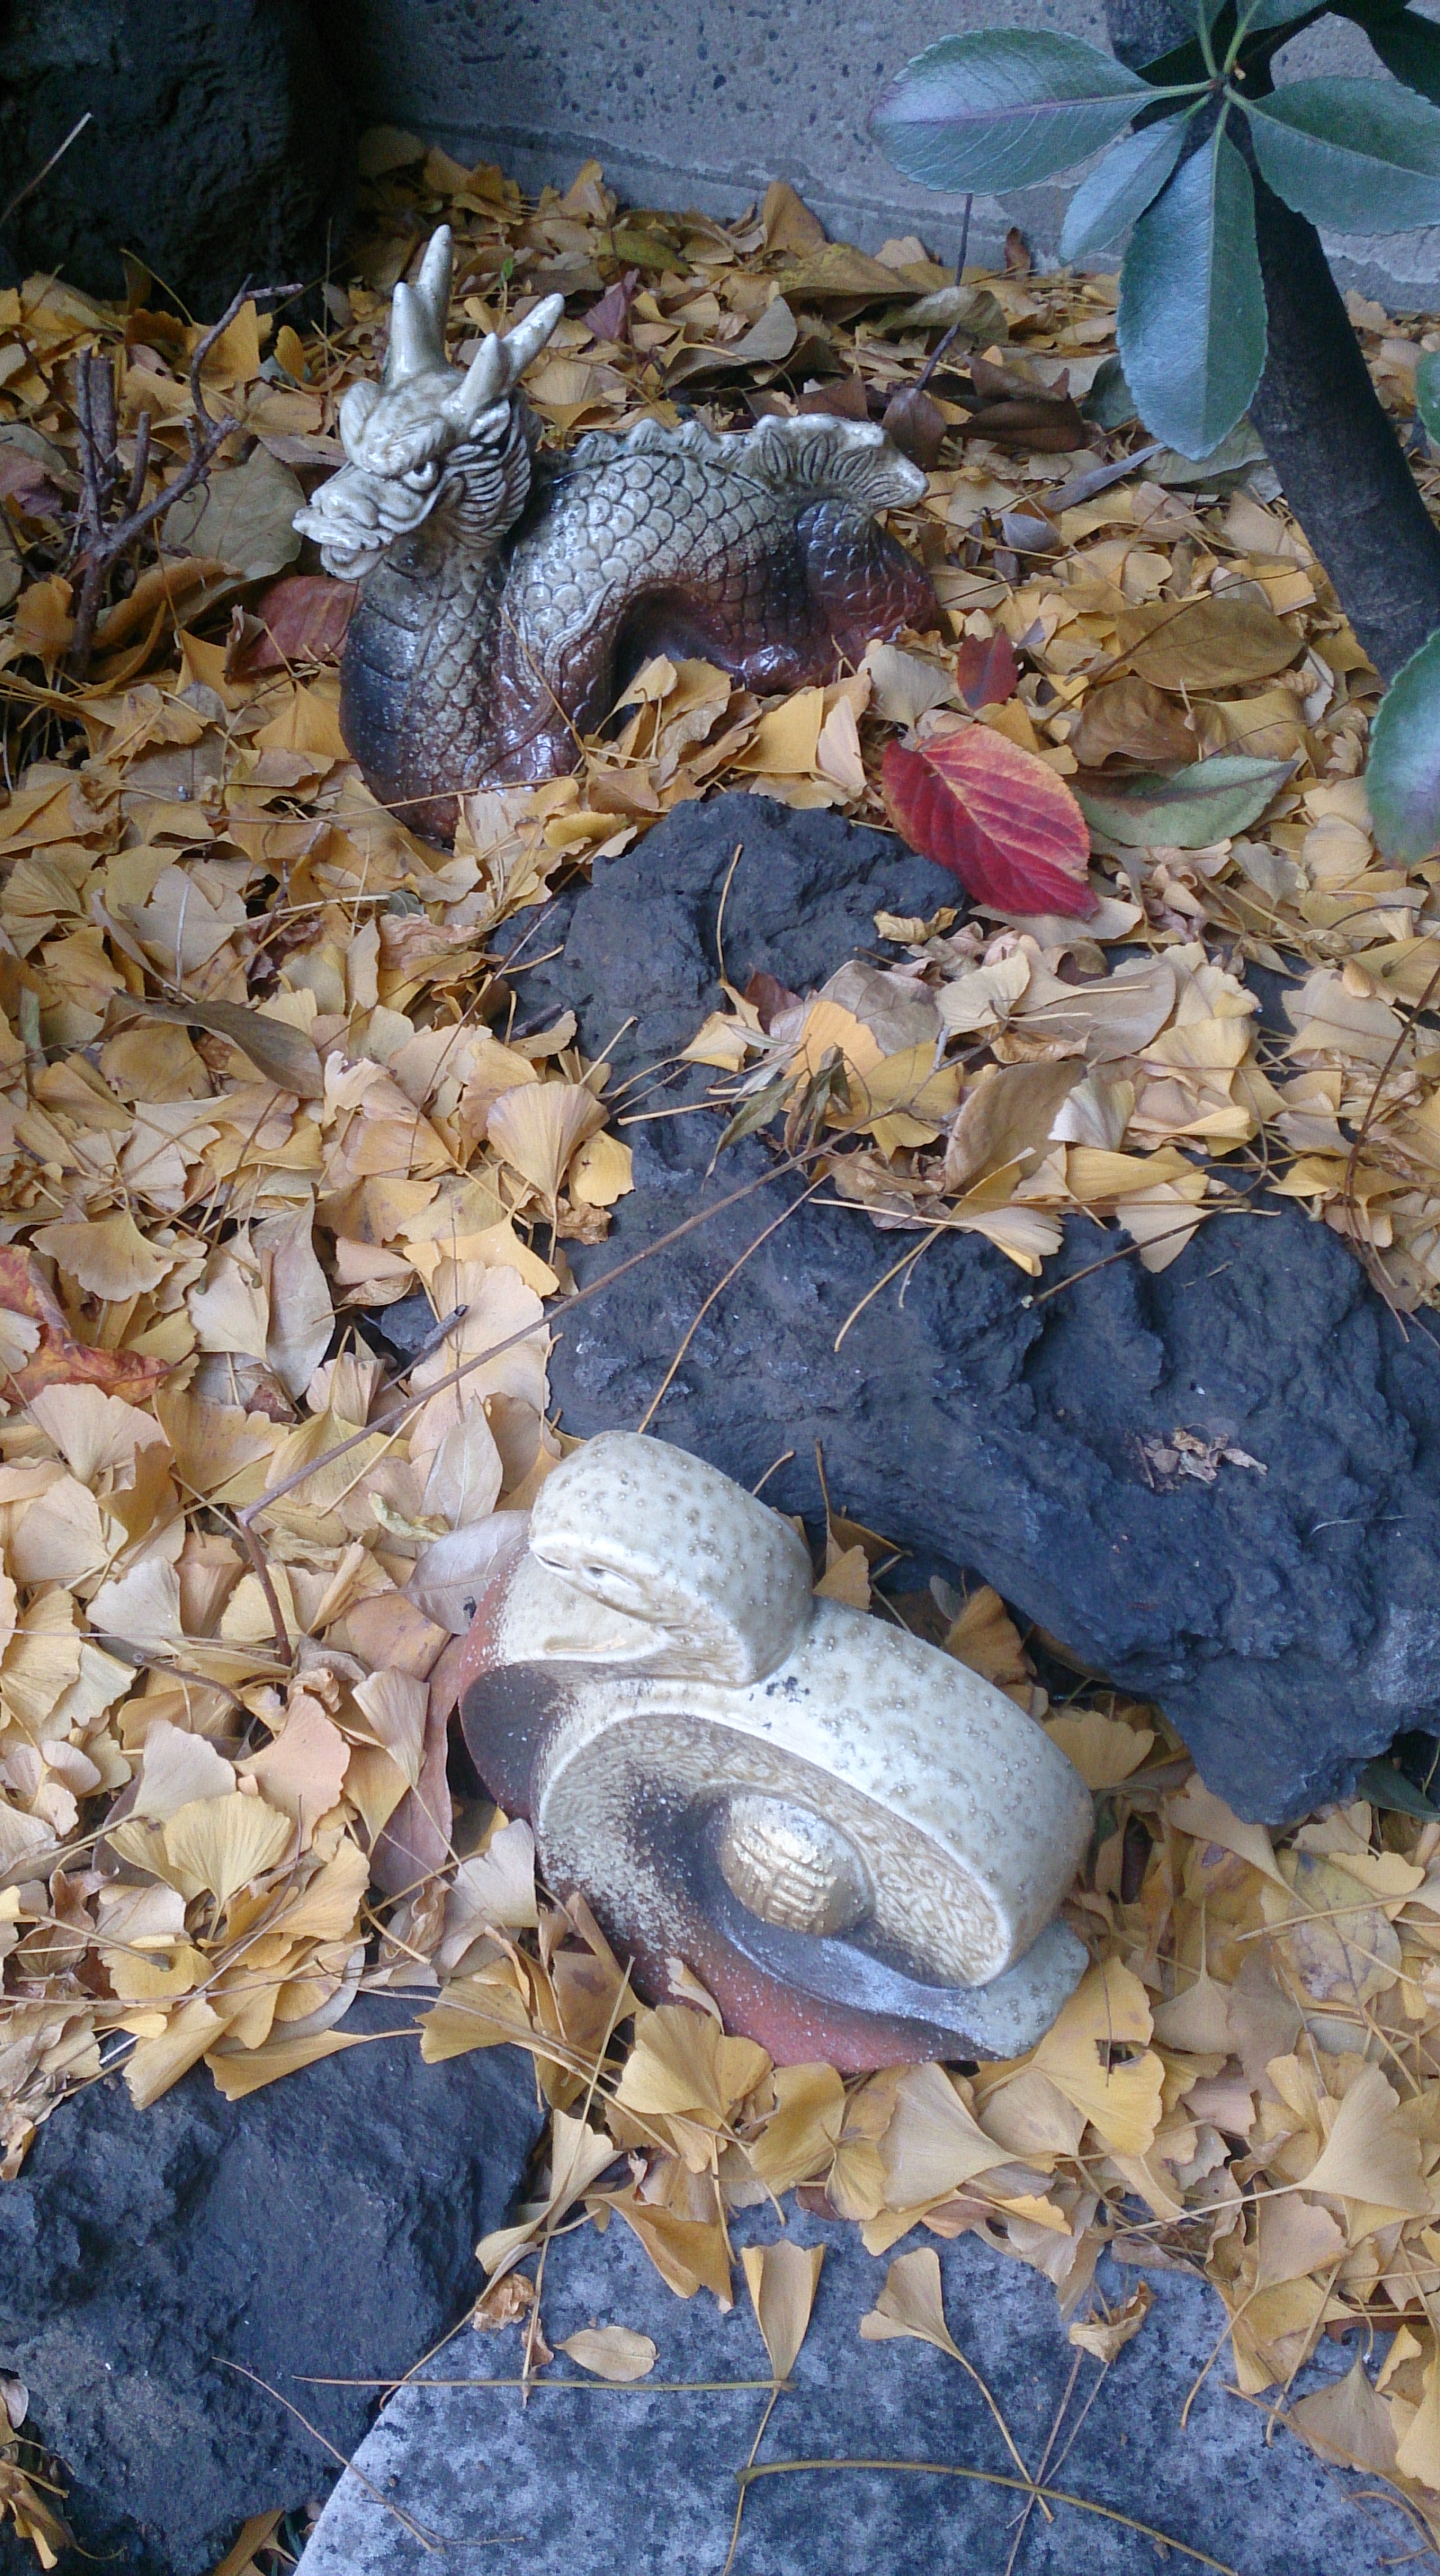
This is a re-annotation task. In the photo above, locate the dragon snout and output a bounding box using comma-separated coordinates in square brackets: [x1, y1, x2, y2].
[293, 463, 438, 578]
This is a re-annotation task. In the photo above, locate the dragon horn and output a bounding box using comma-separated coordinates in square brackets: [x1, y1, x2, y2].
[383, 226, 454, 386]
[445, 291, 565, 424]
[415, 224, 454, 324]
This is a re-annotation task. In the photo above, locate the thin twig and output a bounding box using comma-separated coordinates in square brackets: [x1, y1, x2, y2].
[734, 2458, 1243, 2573]
[0, 112, 94, 230]
[915, 195, 976, 396]
[218, 2360, 443, 2550]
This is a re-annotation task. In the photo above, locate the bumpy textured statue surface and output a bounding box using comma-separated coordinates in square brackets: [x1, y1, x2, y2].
[293, 229, 936, 842]
[456, 1433, 1092, 2070]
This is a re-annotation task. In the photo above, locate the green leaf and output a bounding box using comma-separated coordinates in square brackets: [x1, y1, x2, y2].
[1060, 114, 1190, 260]
[1248, 76, 1440, 230]
[870, 32, 1148, 193]
[163, 444, 304, 581]
[1366, 628, 1440, 863]
[1118, 126, 1267, 460]
[1357, 1758, 1440, 1821]
[1082, 354, 1138, 430]
[1418, 348, 1440, 442]
[1244, 0, 1325, 26]
[1142, 417, 1267, 484]
[1074, 752, 1295, 848]
[1355, 5, 1440, 108]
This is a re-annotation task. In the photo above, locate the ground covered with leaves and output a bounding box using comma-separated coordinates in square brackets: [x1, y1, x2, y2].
[5, 133, 1440, 2568]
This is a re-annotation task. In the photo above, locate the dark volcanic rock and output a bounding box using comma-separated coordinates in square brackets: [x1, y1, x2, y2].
[0, 2, 349, 313]
[296, 2199, 1407, 2575]
[0, 1997, 540, 2575]
[497, 793, 1440, 1823]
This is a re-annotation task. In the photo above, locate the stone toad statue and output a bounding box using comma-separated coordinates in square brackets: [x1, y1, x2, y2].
[455, 1434, 1091, 2070]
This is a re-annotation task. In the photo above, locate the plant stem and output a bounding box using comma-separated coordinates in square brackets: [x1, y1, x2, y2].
[1105, 0, 1440, 682]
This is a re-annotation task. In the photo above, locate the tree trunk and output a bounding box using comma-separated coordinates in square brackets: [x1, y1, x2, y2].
[1104, 0, 1440, 681]
[1244, 173, 1440, 680]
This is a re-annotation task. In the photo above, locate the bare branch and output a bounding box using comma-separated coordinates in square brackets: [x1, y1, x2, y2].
[64, 281, 252, 679]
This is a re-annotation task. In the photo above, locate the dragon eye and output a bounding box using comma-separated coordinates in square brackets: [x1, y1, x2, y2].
[402, 460, 439, 492]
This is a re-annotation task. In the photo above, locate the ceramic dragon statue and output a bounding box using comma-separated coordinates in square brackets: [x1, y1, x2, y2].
[293, 228, 936, 842]
[452, 1435, 1091, 2071]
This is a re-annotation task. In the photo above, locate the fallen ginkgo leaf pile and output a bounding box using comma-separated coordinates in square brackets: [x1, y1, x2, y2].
[3, 137, 1440, 2562]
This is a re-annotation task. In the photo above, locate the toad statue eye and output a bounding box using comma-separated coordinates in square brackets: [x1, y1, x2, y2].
[402, 460, 439, 492]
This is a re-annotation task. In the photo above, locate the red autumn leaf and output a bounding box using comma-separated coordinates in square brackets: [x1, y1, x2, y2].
[743, 968, 802, 1031]
[235, 574, 357, 674]
[583, 268, 641, 344]
[882, 726, 1096, 919]
[953, 630, 1019, 710]
[0, 1247, 168, 1404]
[0, 449, 65, 518]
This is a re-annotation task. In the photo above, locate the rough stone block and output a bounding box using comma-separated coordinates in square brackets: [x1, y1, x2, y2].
[0, 1, 350, 312]
[494, 795, 1440, 1823]
[0, 1998, 540, 2573]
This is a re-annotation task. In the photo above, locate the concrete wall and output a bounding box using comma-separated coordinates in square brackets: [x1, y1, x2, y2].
[328, 0, 1440, 302]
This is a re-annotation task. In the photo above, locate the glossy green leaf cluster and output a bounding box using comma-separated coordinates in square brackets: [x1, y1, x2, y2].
[870, 2, 1440, 461]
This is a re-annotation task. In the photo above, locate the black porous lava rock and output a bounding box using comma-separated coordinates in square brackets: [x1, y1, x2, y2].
[497, 793, 1440, 1824]
[0, 2, 349, 314]
[0, 1997, 541, 2575]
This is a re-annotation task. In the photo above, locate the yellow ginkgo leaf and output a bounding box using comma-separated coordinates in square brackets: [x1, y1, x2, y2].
[860, 2248, 1032, 2484]
[486, 1081, 606, 1202]
[267, 1838, 372, 1945]
[557, 2325, 658, 2382]
[742, 2240, 824, 2381]
[570, 1129, 634, 1207]
[1150, 1966, 1233, 2055]
[859, 2245, 962, 2359]
[28, 1384, 169, 1485]
[477, 2109, 621, 2278]
[1396, 2339, 1440, 2489]
[878, 2061, 1010, 2208]
[606, 2188, 734, 2308]
[33, 1210, 177, 1300]
[1302, 2064, 1430, 2215]
[1032, 1960, 1165, 2156]
[1288, 2355, 1399, 2479]
[747, 2062, 847, 2190]
[614, 2004, 769, 2127]
[350, 1667, 429, 1789]
[124, 1994, 227, 2109]
[206, 2026, 365, 2100]
[1066, 2282, 1153, 2363]
[1165, 1778, 1287, 1886]
[943, 1585, 1030, 1691]
[162, 1791, 292, 1909]
[241, 1701, 349, 1841]
[1043, 1708, 1154, 1791]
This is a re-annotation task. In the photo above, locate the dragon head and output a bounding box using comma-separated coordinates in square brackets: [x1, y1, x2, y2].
[293, 227, 564, 578]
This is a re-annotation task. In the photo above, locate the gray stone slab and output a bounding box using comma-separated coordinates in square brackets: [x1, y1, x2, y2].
[298, 2205, 1408, 2576]
[321, 0, 1440, 302]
